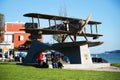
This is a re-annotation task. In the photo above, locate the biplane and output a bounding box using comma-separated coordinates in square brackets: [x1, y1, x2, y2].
[22, 13, 103, 47]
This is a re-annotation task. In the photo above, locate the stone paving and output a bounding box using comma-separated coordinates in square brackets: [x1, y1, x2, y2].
[49, 63, 120, 72]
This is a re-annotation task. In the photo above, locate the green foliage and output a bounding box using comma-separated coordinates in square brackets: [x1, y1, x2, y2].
[0, 13, 5, 42]
[0, 62, 120, 80]
[0, 13, 4, 29]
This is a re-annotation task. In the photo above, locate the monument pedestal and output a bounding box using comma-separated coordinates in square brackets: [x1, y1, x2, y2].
[23, 40, 93, 65]
[53, 43, 93, 64]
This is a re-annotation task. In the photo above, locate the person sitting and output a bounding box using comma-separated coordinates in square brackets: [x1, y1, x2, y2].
[58, 61, 63, 68]
[42, 61, 49, 68]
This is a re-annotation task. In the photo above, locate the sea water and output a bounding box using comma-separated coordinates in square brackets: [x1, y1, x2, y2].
[91, 52, 120, 63]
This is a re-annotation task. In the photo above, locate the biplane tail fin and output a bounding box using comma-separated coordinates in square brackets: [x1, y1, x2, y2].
[78, 14, 92, 33]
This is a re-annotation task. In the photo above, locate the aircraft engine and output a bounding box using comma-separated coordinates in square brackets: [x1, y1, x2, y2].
[79, 20, 85, 27]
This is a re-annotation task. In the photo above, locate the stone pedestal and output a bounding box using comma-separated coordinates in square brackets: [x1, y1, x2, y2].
[53, 43, 93, 64]
[23, 40, 93, 65]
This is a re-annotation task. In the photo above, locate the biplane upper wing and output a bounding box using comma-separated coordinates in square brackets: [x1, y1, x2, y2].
[23, 13, 101, 24]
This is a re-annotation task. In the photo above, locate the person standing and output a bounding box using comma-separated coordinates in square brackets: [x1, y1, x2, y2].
[51, 51, 58, 68]
[19, 52, 23, 62]
[38, 53, 43, 66]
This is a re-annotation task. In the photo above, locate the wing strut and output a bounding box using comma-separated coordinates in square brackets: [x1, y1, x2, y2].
[82, 31, 88, 41]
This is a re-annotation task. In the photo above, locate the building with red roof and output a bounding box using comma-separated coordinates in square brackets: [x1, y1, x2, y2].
[0, 22, 43, 56]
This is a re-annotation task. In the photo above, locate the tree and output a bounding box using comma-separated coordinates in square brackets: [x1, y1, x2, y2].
[0, 13, 5, 43]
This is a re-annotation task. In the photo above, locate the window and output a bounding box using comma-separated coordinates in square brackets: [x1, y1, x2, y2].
[19, 35, 24, 41]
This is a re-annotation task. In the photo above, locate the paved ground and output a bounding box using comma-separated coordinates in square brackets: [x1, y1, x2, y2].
[22, 63, 120, 72]
[66, 66, 120, 72]
[86, 66, 120, 72]
[49, 64, 120, 72]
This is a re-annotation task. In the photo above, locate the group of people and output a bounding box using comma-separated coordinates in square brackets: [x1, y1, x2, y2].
[37, 51, 63, 69]
[51, 51, 63, 68]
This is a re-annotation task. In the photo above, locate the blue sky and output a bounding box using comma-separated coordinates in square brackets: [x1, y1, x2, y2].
[0, 0, 120, 53]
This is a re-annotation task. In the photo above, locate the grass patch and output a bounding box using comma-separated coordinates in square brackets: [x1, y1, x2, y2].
[111, 63, 120, 67]
[0, 62, 120, 80]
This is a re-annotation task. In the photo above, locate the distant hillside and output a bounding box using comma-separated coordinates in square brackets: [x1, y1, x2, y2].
[105, 50, 120, 53]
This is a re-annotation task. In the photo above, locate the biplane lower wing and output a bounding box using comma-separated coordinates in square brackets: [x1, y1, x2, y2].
[21, 28, 103, 37]
[52, 41, 103, 48]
